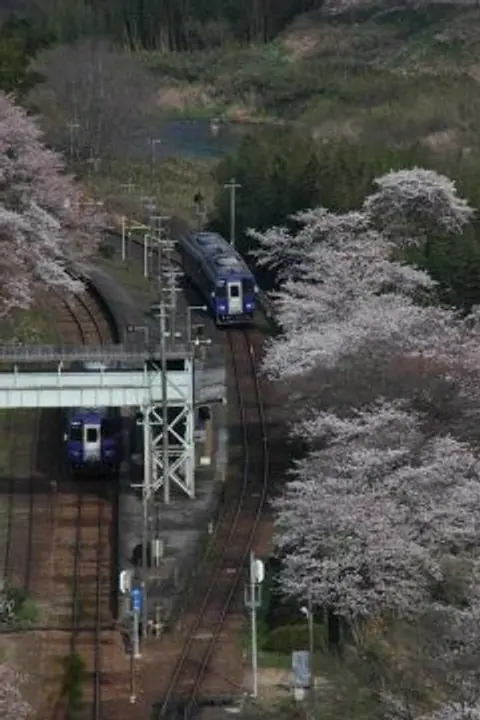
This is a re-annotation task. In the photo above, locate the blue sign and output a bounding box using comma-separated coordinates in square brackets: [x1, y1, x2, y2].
[131, 586, 143, 613]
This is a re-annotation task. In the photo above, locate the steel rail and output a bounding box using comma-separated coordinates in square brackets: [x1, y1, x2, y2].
[159, 329, 269, 715]
[54, 287, 114, 720]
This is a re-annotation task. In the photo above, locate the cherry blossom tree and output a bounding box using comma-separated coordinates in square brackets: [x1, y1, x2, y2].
[0, 91, 102, 314]
[384, 700, 480, 720]
[275, 400, 480, 622]
[420, 704, 480, 720]
[249, 168, 475, 381]
[261, 167, 480, 719]
[364, 168, 474, 242]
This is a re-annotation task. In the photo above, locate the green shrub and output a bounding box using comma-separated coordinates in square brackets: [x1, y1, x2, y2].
[0, 587, 40, 627]
[59, 652, 87, 717]
[98, 243, 115, 259]
[6, 586, 28, 608]
[15, 596, 39, 626]
[263, 623, 327, 654]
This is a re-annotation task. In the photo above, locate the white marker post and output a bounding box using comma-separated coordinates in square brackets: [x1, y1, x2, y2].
[244, 552, 264, 697]
[121, 216, 126, 262]
[144, 234, 149, 278]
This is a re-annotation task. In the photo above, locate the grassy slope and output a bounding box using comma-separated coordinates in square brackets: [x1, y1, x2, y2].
[80, 5, 480, 226]
[81, 156, 219, 227]
[141, 4, 480, 153]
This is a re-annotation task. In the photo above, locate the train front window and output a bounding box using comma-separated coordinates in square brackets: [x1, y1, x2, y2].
[243, 278, 254, 294]
[70, 427, 82, 442]
[101, 419, 116, 438]
[216, 284, 227, 298]
[86, 428, 98, 443]
[230, 285, 240, 298]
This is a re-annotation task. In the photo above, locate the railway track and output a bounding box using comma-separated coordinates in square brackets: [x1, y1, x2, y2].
[158, 328, 269, 717]
[0, 286, 111, 607]
[50, 480, 114, 716]
[42, 285, 125, 719]
[58, 288, 114, 345]
[2, 409, 41, 595]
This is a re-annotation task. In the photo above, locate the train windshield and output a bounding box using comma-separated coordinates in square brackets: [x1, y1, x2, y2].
[69, 427, 82, 442]
[243, 278, 255, 294]
[101, 419, 117, 438]
[216, 283, 227, 298]
[86, 427, 98, 443]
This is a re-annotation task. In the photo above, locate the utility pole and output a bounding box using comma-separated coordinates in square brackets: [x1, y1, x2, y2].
[141, 196, 157, 233]
[121, 218, 148, 264]
[224, 177, 241, 248]
[149, 214, 180, 506]
[67, 120, 80, 161]
[149, 138, 162, 171]
[142, 398, 151, 640]
[166, 264, 182, 340]
[159, 301, 169, 505]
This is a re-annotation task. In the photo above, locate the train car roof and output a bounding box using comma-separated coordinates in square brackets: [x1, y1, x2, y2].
[68, 407, 110, 420]
[179, 231, 254, 282]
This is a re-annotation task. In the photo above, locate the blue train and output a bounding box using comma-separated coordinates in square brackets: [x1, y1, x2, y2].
[64, 363, 121, 474]
[176, 231, 258, 325]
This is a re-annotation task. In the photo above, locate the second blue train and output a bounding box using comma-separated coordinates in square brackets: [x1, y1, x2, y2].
[64, 363, 122, 475]
[64, 406, 121, 474]
[176, 231, 258, 325]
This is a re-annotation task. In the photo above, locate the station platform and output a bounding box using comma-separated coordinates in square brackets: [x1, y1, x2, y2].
[89, 231, 229, 632]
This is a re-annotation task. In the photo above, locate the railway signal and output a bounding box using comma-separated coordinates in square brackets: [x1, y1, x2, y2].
[244, 552, 264, 698]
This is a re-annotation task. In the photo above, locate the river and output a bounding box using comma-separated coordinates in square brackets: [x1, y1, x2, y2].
[129, 118, 259, 160]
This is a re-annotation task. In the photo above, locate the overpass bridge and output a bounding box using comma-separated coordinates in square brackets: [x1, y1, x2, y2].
[0, 344, 224, 500]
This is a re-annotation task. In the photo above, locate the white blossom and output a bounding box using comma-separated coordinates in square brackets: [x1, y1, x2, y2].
[418, 703, 480, 720]
[0, 91, 102, 314]
[275, 401, 480, 620]
[0, 665, 32, 720]
[364, 168, 474, 240]
[258, 165, 480, 714]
